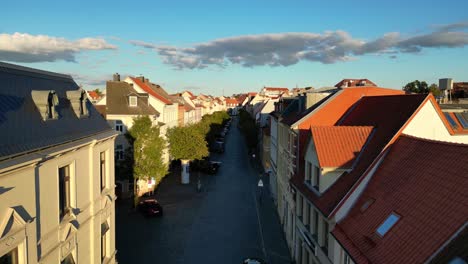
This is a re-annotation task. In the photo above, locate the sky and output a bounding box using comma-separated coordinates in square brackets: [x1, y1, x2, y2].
[1, 0, 468, 96]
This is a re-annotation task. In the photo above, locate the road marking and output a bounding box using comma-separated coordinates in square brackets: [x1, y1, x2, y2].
[252, 183, 269, 263]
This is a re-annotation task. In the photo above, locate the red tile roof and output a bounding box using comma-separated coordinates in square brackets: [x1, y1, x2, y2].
[248, 92, 257, 96]
[264, 87, 289, 92]
[225, 98, 238, 105]
[332, 135, 468, 264]
[311, 126, 373, 168]
[292, 94, 428, 216]
[87, 90, 100, 100]
[129, 77, 172, 105]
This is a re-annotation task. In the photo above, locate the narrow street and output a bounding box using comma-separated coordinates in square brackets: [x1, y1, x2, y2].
[116, 117, 291, 264]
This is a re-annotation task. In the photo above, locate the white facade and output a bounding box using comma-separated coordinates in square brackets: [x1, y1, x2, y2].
[124, 77, 178, 128]
[0, 131, 118, 264]
[402, 99, 468, 143]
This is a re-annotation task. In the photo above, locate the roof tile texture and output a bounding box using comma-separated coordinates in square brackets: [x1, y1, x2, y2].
[311, 126, 373, 168]
[332, 135, 468, 264]
[130, 77, 172, 104]
[292, 93, 428, 216]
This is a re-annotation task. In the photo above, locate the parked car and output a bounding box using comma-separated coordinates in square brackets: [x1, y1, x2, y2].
[138, 199, 163, 217]
[242, 258, 266, 264]
[192, 158, 221, 174]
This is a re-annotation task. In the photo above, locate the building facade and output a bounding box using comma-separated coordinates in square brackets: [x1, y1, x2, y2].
[0, 62, 118, 264]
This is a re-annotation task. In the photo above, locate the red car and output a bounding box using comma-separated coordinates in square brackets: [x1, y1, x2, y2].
[138, 199, 163, 217]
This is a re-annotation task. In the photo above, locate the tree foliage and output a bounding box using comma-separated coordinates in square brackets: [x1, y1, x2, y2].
[403, 80, 429, 94]
[127, 116, 168, 185]
[167, 124, 209, 161]
[239, 109, 258, 150]
[428, 83, 441, 97]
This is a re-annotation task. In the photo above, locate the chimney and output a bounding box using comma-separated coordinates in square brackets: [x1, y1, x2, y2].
[138, 76, 145, 82]
[113, 73, 120, 82]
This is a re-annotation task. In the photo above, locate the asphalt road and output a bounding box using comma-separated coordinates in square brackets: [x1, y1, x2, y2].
[115, 116, 291, 264]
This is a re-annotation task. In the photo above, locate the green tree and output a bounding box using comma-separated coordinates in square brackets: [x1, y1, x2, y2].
[167, 124, 209, 183]
[428, 83, 441, 97]
[403, 80, 429, 94]
[127, 116, 168, 206]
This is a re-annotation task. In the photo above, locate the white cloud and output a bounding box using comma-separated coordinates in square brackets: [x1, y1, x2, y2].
[130, 21, 468, 69]
[0, 33, 117, 63]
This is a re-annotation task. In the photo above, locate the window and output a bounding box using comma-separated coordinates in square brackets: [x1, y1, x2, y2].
[313, 166, 320, 191]
[343, 253, 351, 264]
[59, 165, 71, 219]
[115, 120, 123, 132]
[312, 210, 319, 237]
[0, 248, 18, 264]
[100, 152, 106, 191]
[61, 254, 75, 264]
[322, 219, 329, 254]
[376, 213, 400, 237]
[101, 221, 109, 261]
[305, 162, 312, 184]
[129, 96, 137, 107]
[115, 145, 124, 161]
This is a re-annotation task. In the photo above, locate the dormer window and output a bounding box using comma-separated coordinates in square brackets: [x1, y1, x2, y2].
[66, 89, 88, 118]
[129, 96, 137, 107]
[31, 90, 59, 120]
[376, 213, 400, 237]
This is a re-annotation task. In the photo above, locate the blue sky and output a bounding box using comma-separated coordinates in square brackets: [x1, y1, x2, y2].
[1, 0, 467, 96]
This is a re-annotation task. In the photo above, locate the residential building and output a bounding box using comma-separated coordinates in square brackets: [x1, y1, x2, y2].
[291, 92, 468, 264]
[334, 79, 377, 88]
[0, 62, 118, 264]
[254, 98, 279, 128]
[87, 90, 102, 104]
[104, 80, 160, 160]
[271, 86, 405, 260]
[331, 135, 468, 264]
[260, 87, 290, 97]
[124, 76, 179, 129]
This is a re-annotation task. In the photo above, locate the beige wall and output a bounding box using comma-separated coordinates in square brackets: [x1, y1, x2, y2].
[0, 131, 117, 264]
[403, 100, 468, 144]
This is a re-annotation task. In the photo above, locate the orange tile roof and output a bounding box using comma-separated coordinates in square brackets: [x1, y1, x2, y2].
[130, 77, 172, 105]
[311, 126, 373, 168]
[292, 93, 428, 216]
[264, 87, 289, 92]
[332, 135, 468, 264]
[87, 90, 100, 99]
[225, 98, 238, 105]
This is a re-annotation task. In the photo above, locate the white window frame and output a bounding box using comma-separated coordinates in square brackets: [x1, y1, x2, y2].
[129, 96, 138, 107]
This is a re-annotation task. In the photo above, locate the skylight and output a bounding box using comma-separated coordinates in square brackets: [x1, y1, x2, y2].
[455, 113, 468, 129]
[444, 113, 459, 129]
[376, 213, 400, 237]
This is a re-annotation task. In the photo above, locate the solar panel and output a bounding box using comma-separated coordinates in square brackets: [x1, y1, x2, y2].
[455, 113, 468, 129]
[444, 112, 459, 129]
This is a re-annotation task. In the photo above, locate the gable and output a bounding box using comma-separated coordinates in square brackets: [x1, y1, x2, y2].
[403, 99, 468, 144]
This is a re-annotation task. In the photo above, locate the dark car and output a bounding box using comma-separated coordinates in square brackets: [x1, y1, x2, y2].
[242, 258, 266, 264]
[138, 199, 163, 217]
[192, 159, 221, 174]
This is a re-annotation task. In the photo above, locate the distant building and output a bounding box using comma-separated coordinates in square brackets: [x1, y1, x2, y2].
[334, 78, 377, 88]
[87, 90, 102, 103]
[105, 80, 160, 161]
[0, 62, 118, 264]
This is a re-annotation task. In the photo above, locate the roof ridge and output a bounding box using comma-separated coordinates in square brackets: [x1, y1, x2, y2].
[0, 61, 72, 80]
[400, 134, 468, 147]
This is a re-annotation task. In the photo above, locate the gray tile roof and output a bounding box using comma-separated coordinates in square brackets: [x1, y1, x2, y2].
[0, 61, 113, 160]
[105, 81, 160, 116]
